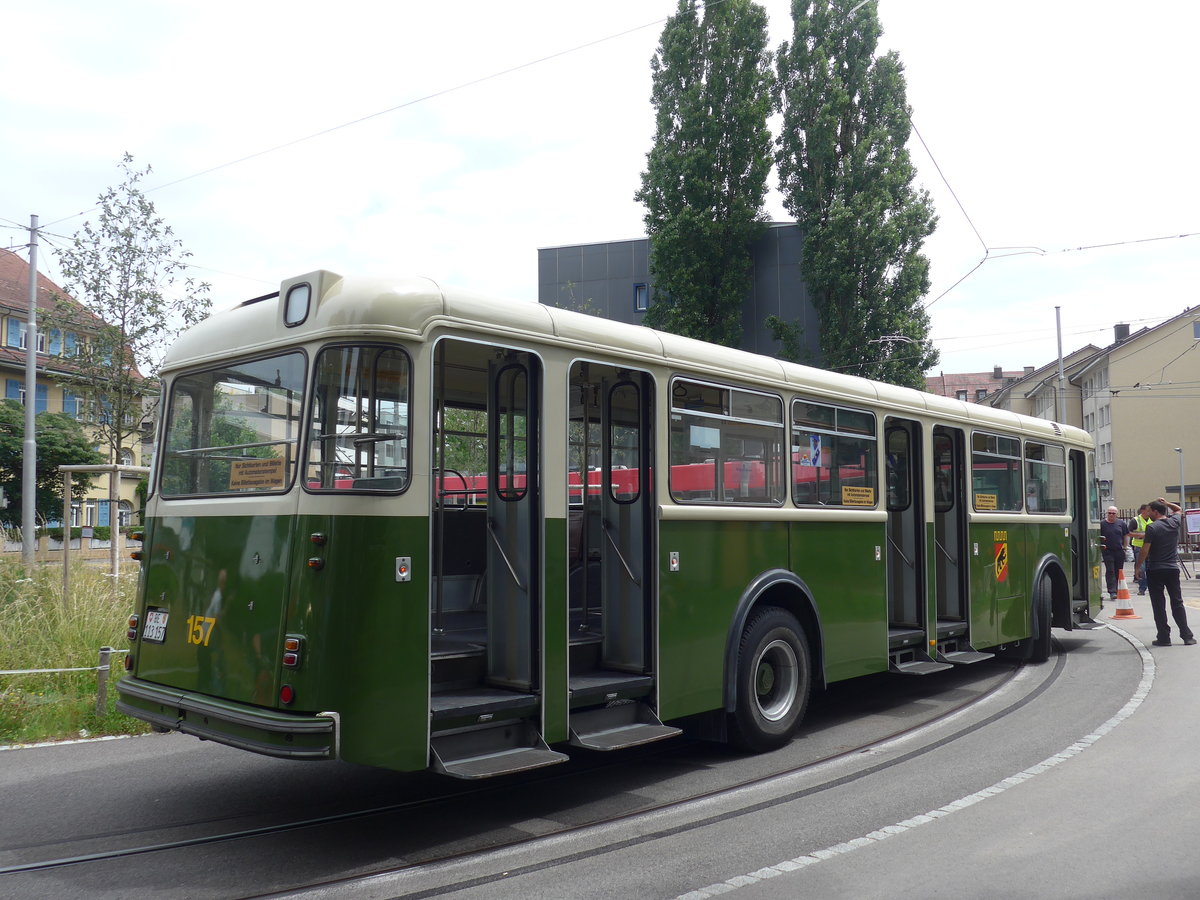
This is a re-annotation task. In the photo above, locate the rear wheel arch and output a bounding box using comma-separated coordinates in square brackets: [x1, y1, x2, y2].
[722, 570, 823, 714]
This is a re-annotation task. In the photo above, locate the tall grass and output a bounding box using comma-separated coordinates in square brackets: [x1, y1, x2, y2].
[0, 558, 149, 744]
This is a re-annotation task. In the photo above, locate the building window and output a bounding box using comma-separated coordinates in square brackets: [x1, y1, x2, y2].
[634, 284, 648, 312]
[975, 389, 988, 401]
[118, 500, 133, 527]
[955, 390, 968, 401]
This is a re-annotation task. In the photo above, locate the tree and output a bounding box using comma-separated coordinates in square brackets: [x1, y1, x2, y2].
[775, 0, 939, 388]
[0, 401, 103, 528]
[48, 153, 211, 465]
[634, 0, 774, 347]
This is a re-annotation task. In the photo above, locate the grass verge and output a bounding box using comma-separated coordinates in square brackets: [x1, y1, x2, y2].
[0, 557, 150, 745]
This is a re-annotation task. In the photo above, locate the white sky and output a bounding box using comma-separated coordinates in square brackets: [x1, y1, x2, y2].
[3, 0, 1197, 376]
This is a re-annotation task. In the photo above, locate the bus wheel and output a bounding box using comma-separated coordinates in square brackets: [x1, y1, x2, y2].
[730, 607, 811, 752]
[1030, 575, 1054, 663]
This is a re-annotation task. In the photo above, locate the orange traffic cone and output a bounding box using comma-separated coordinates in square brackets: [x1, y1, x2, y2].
[1112, 568, 1140, 619]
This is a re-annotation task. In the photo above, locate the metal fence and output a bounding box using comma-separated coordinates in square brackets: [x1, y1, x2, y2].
[0, 647, 129, 715]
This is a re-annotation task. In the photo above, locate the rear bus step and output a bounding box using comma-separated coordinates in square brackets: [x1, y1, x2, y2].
[889, 649, 953, 675]
[430, 721, 567, 779]
[569, 701, 681, 751]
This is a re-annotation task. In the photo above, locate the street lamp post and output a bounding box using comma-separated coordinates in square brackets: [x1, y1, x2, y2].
[1176, 447, 1185, 508]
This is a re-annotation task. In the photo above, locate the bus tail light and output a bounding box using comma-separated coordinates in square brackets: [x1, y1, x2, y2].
[127, 614, 139, 641]
[280, 684, 295, 705]
[282, 635, 304, 668]
[124, 654, 134, 671]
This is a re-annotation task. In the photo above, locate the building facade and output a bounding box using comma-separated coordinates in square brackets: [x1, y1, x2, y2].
[537, 223, 822, 361]
[0, 249, 145, 528]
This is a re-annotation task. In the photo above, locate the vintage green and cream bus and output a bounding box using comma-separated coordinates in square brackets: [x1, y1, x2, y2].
[117, 271, 1102, 778]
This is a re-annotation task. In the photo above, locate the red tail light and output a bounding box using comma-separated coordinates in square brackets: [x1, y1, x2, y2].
[127, 614, 139, 641]
[279, 685, 295, 705]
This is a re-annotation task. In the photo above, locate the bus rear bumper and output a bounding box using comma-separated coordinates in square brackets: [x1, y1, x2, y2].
[116, 676, 337, 761]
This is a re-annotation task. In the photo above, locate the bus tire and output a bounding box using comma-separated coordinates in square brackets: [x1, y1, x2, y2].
[729, 607, 811, 752]
[1030, 574, 1054, 663]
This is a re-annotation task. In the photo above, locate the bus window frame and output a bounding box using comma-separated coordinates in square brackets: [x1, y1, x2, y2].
[304, 342, 413, 495]
[668, 376, 785, 507]
[158, 348, 309, 499]
[970, 430, 1023, 513]
[1023, 439, 1068, 515]
[791, 397, 879, 509]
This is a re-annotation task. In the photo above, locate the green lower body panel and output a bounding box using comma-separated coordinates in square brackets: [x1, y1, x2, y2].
[117, 676, 336, 760]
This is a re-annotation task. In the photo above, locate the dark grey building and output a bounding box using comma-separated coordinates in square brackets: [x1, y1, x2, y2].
[537, 223, 821, 362]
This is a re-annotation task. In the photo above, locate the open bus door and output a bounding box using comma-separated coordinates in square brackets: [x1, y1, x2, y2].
[885, 418, 951, 674]
[932, 425, 993, 665]
[566, 362, 678, 751]
[429, 341, 565, 778]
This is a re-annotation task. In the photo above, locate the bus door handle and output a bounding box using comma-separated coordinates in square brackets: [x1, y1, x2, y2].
[602, 518, 642, 587]
[935, 537, 957, 567]
[486, 519, 527, 592]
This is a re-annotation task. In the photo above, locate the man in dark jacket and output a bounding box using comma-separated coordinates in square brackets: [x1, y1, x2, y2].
[1134, 498, 1195, 647]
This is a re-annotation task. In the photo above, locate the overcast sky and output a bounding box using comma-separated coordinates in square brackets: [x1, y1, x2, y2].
[3, 1, 1196, 376]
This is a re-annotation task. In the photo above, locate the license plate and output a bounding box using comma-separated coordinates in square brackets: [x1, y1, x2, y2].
[143, 608, 169, 643]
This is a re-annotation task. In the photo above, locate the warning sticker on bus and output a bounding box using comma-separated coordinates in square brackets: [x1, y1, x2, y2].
[229, 457, 287, 490]
[841, 485, 875, 506]
[975, 493, 997, 510]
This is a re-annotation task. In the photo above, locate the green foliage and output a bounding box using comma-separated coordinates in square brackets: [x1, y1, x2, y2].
[635, 0, 774, 347]
[0, 400, 103, 527]
[776, 0, 939, 389]
[0, 558, 148, 744]
[48, 153, 211, 464]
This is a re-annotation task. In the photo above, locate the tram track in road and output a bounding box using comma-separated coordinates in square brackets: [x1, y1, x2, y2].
[1, 645, 1080, 898]
[249, 645, 1075, 900]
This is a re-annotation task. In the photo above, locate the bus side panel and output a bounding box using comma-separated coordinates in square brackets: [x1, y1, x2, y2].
[790, 520, 888, 683]
[543, 516, 568, 744]
[657, 519, 789, 720]
[285, 513, 429, 771]
[970, 521, 1009, 647]
[137, 514, 293, 706]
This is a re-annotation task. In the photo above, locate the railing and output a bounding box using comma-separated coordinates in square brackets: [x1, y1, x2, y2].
[0, 647, 129, 716]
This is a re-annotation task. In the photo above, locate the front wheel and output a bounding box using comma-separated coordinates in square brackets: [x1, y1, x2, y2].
[1029, 575, 1054, 663]
[729, 607, 811, 752]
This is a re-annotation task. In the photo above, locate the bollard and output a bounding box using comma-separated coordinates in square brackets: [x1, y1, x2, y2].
[96, 646, 113, 716]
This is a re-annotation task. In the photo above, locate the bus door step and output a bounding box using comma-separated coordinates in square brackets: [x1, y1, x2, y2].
[1072, 620, 1104, 630]
[937, 649, 994, 665]
[890, 657, 954, 676]
[430, 720, 567, 780]
[569, 701, 681, 751]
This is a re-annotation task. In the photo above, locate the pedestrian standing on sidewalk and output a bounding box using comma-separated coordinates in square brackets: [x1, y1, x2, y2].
[1134, 498, 1196, 647]
[1129, 504, 1152, 594]
[1100, 507, 1130, 598]
[1099, 506, 1130, 600]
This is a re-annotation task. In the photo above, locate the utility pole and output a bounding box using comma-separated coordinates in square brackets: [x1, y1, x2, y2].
[21, 215, 39, 568]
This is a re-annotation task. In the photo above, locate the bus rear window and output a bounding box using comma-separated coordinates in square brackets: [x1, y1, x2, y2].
[306, 345, 410, 492]
[160, 352, 306, 497]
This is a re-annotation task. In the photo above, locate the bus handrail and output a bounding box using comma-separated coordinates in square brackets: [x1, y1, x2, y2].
[170, 438, 296, 456]
[486, 519, 526, 592]
[602, 518, 641, 587]
[888, 532, 914, 569]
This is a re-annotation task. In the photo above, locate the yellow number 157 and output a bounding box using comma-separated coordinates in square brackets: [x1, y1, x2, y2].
[186, 615, 217, 646]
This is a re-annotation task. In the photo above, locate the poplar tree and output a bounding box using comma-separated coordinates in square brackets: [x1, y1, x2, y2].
[50, 154, 211, 466]
[775, 0, 938, 388]
[634, 0, 773, 347]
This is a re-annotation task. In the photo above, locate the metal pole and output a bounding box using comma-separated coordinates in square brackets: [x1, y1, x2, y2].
[1055, 306, 1066, 424]
[95, 646, 112, 716]
[109, 468, 119, 586]
[1177, 447, 1186, 508]
[62, 471, 71, 612]
[21, 215, 39, 568]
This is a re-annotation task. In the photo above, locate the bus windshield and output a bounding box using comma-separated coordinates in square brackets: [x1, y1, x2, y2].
[160, 352, 306, 497]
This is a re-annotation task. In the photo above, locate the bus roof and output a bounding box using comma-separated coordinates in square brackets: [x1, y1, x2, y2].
[161, 270, 1091, 449]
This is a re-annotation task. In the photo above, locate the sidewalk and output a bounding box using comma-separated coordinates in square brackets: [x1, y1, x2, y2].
[1103, 559, 1200, 611]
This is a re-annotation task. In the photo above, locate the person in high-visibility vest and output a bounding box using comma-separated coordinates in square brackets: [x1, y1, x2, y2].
[1129, 503, 1152, 595]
